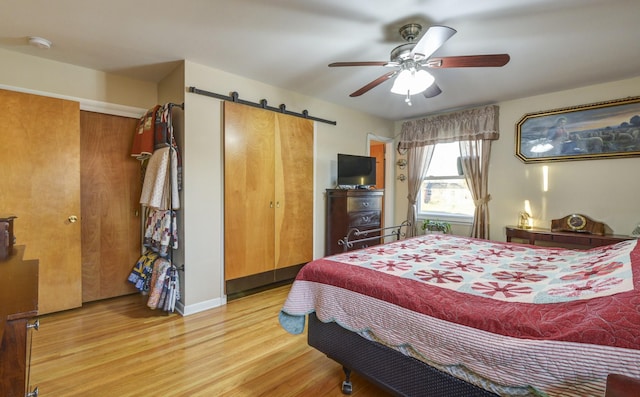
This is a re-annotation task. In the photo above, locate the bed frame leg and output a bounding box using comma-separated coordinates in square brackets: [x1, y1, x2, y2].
[341, 366, 353, 395]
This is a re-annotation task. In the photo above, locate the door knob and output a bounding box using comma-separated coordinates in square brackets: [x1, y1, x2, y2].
[68, 215, 78, 223]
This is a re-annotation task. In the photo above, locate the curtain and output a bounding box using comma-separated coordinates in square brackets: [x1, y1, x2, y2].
[459, 139, 492, 239]
[399, 105, 499, 239]
[406, 145, 434, 237]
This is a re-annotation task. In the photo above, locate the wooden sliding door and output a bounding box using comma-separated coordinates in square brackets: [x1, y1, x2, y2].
[223, 102, 313, 286]
[274, 114, 313, 269]
[224, 103, 276, 280]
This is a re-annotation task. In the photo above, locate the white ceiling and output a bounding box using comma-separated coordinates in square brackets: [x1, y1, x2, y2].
[2, 0, 639, 121]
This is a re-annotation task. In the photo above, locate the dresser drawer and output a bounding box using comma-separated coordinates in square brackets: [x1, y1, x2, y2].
[347, 196, 382, 212]
[349, 210, 380, 227]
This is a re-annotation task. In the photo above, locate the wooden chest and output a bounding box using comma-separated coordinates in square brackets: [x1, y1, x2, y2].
[325, 189, 384, 255]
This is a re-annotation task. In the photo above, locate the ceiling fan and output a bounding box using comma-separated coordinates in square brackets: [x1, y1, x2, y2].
[329, 23, 510, 105]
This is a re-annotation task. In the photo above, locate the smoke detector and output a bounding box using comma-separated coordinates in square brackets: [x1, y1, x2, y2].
[28, 36, 52, 49]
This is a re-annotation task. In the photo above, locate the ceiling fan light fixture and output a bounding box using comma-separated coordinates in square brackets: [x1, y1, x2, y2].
[390, 69, 434, 96]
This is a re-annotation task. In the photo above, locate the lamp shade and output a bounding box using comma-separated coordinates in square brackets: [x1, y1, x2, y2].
[390, 69, 435, 95]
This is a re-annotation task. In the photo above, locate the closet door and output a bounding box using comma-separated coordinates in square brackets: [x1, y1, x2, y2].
[224, 102, 276, 281]
[80, 111, 141, 302]
[0, 89, 82, 314]
[274, 114, 313, 268]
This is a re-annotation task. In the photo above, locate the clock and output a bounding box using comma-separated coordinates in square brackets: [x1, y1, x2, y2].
[567, 214, 587, 231]
[551, 213, 605, 235]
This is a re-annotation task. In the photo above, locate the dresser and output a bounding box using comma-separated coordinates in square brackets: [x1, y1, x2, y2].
[0, 245, 39, 397]
[325, 189, 384, 255]
[505, 226, 633, 249]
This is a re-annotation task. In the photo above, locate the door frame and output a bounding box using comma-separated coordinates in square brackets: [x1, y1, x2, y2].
[367, 133, 395, 235]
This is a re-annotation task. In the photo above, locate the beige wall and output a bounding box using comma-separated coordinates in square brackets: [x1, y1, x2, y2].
[0, 50, 394, 314]
[491, 76, 640, 241]
[0, 48, 156, 109]
[182, 60, 394, 313]
[394, 75, 640, 241]
[10, 45, 638, 315]
[157, 63, 187, 309]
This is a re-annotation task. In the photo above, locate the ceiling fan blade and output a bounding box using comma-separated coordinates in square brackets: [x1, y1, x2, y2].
[427, 54, 511, 68]
[410, 25, 457, 59]
[349, 71, 397, 97]
[423, 83, 442, 98]
[329, 61, 389, 67]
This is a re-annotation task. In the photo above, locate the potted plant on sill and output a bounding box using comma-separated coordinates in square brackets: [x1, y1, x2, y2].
[421, 219, 452, 234]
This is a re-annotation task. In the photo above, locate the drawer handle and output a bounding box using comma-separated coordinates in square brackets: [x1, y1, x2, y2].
[362, 202, 369, 207]
[361, 216, 371, 222]
[27, 319, 39, 331]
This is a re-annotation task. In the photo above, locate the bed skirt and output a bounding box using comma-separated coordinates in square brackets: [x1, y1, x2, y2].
[307, 312, 498, 396]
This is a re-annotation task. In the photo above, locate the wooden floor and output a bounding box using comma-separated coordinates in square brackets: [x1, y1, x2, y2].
[30, 284, 392, 396]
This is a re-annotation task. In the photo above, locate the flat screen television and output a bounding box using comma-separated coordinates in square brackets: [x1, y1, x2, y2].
[337, 153, 376, 188]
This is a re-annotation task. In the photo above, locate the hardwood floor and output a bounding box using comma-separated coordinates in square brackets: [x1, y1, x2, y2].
[30, 284, 392, 396]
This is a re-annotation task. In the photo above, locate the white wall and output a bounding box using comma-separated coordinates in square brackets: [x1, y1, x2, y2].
[394, 75, 640, 241]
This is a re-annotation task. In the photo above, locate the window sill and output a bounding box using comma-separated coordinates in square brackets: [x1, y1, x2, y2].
[418, 213, 473, 226]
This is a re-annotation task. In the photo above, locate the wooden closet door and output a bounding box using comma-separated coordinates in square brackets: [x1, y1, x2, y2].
[224, 102, 276, 281]
[274, 114, 314, 268]
[80, 111, 141, 302]
[0, 89, 82, 314]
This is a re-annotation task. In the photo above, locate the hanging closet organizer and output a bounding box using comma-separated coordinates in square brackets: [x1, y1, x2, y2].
[127, 102, 184, 313]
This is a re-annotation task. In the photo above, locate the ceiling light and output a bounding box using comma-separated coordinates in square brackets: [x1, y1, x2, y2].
[390, 69, 435, 96]
[28, 36, 52, 49]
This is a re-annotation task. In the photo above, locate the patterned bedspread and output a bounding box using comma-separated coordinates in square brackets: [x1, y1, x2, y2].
[279, 234, 640, 396]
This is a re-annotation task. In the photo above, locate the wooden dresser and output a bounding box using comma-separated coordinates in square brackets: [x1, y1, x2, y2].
[325, 189, 384, 255]
[0, 245, 39, 397]
[505, 226, 634, 249]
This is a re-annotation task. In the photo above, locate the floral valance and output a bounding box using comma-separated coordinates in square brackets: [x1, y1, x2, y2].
[398, 105, 500, 149]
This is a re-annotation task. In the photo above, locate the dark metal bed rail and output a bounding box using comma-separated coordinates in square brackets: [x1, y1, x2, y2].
[338, 220, 412, 252]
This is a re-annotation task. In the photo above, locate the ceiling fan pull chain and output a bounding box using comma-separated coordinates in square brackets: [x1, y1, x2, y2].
[405, 91, 412, 106]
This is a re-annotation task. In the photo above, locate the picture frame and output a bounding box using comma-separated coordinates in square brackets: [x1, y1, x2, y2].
[515, 96, 640, 163]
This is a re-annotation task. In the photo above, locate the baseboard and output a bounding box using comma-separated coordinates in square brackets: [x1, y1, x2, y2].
[177, 296, 227, 316]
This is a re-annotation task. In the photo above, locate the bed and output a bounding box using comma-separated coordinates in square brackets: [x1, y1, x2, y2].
[279, 233, 640, 396]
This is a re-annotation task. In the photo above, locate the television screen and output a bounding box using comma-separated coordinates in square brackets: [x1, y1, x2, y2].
[337, 153, 376, 187]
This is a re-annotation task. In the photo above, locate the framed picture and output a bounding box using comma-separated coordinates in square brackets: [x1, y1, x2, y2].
[515, 96, 640, 163]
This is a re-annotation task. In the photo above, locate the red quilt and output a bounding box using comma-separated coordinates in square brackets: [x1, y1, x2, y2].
[296, 235, 640, 349]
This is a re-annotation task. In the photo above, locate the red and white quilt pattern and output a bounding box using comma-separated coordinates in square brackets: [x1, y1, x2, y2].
[330, 234, 636, 303]
[280, 235, 640, 396]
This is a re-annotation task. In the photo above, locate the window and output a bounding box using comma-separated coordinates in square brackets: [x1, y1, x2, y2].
[417, 142, 474, 221]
